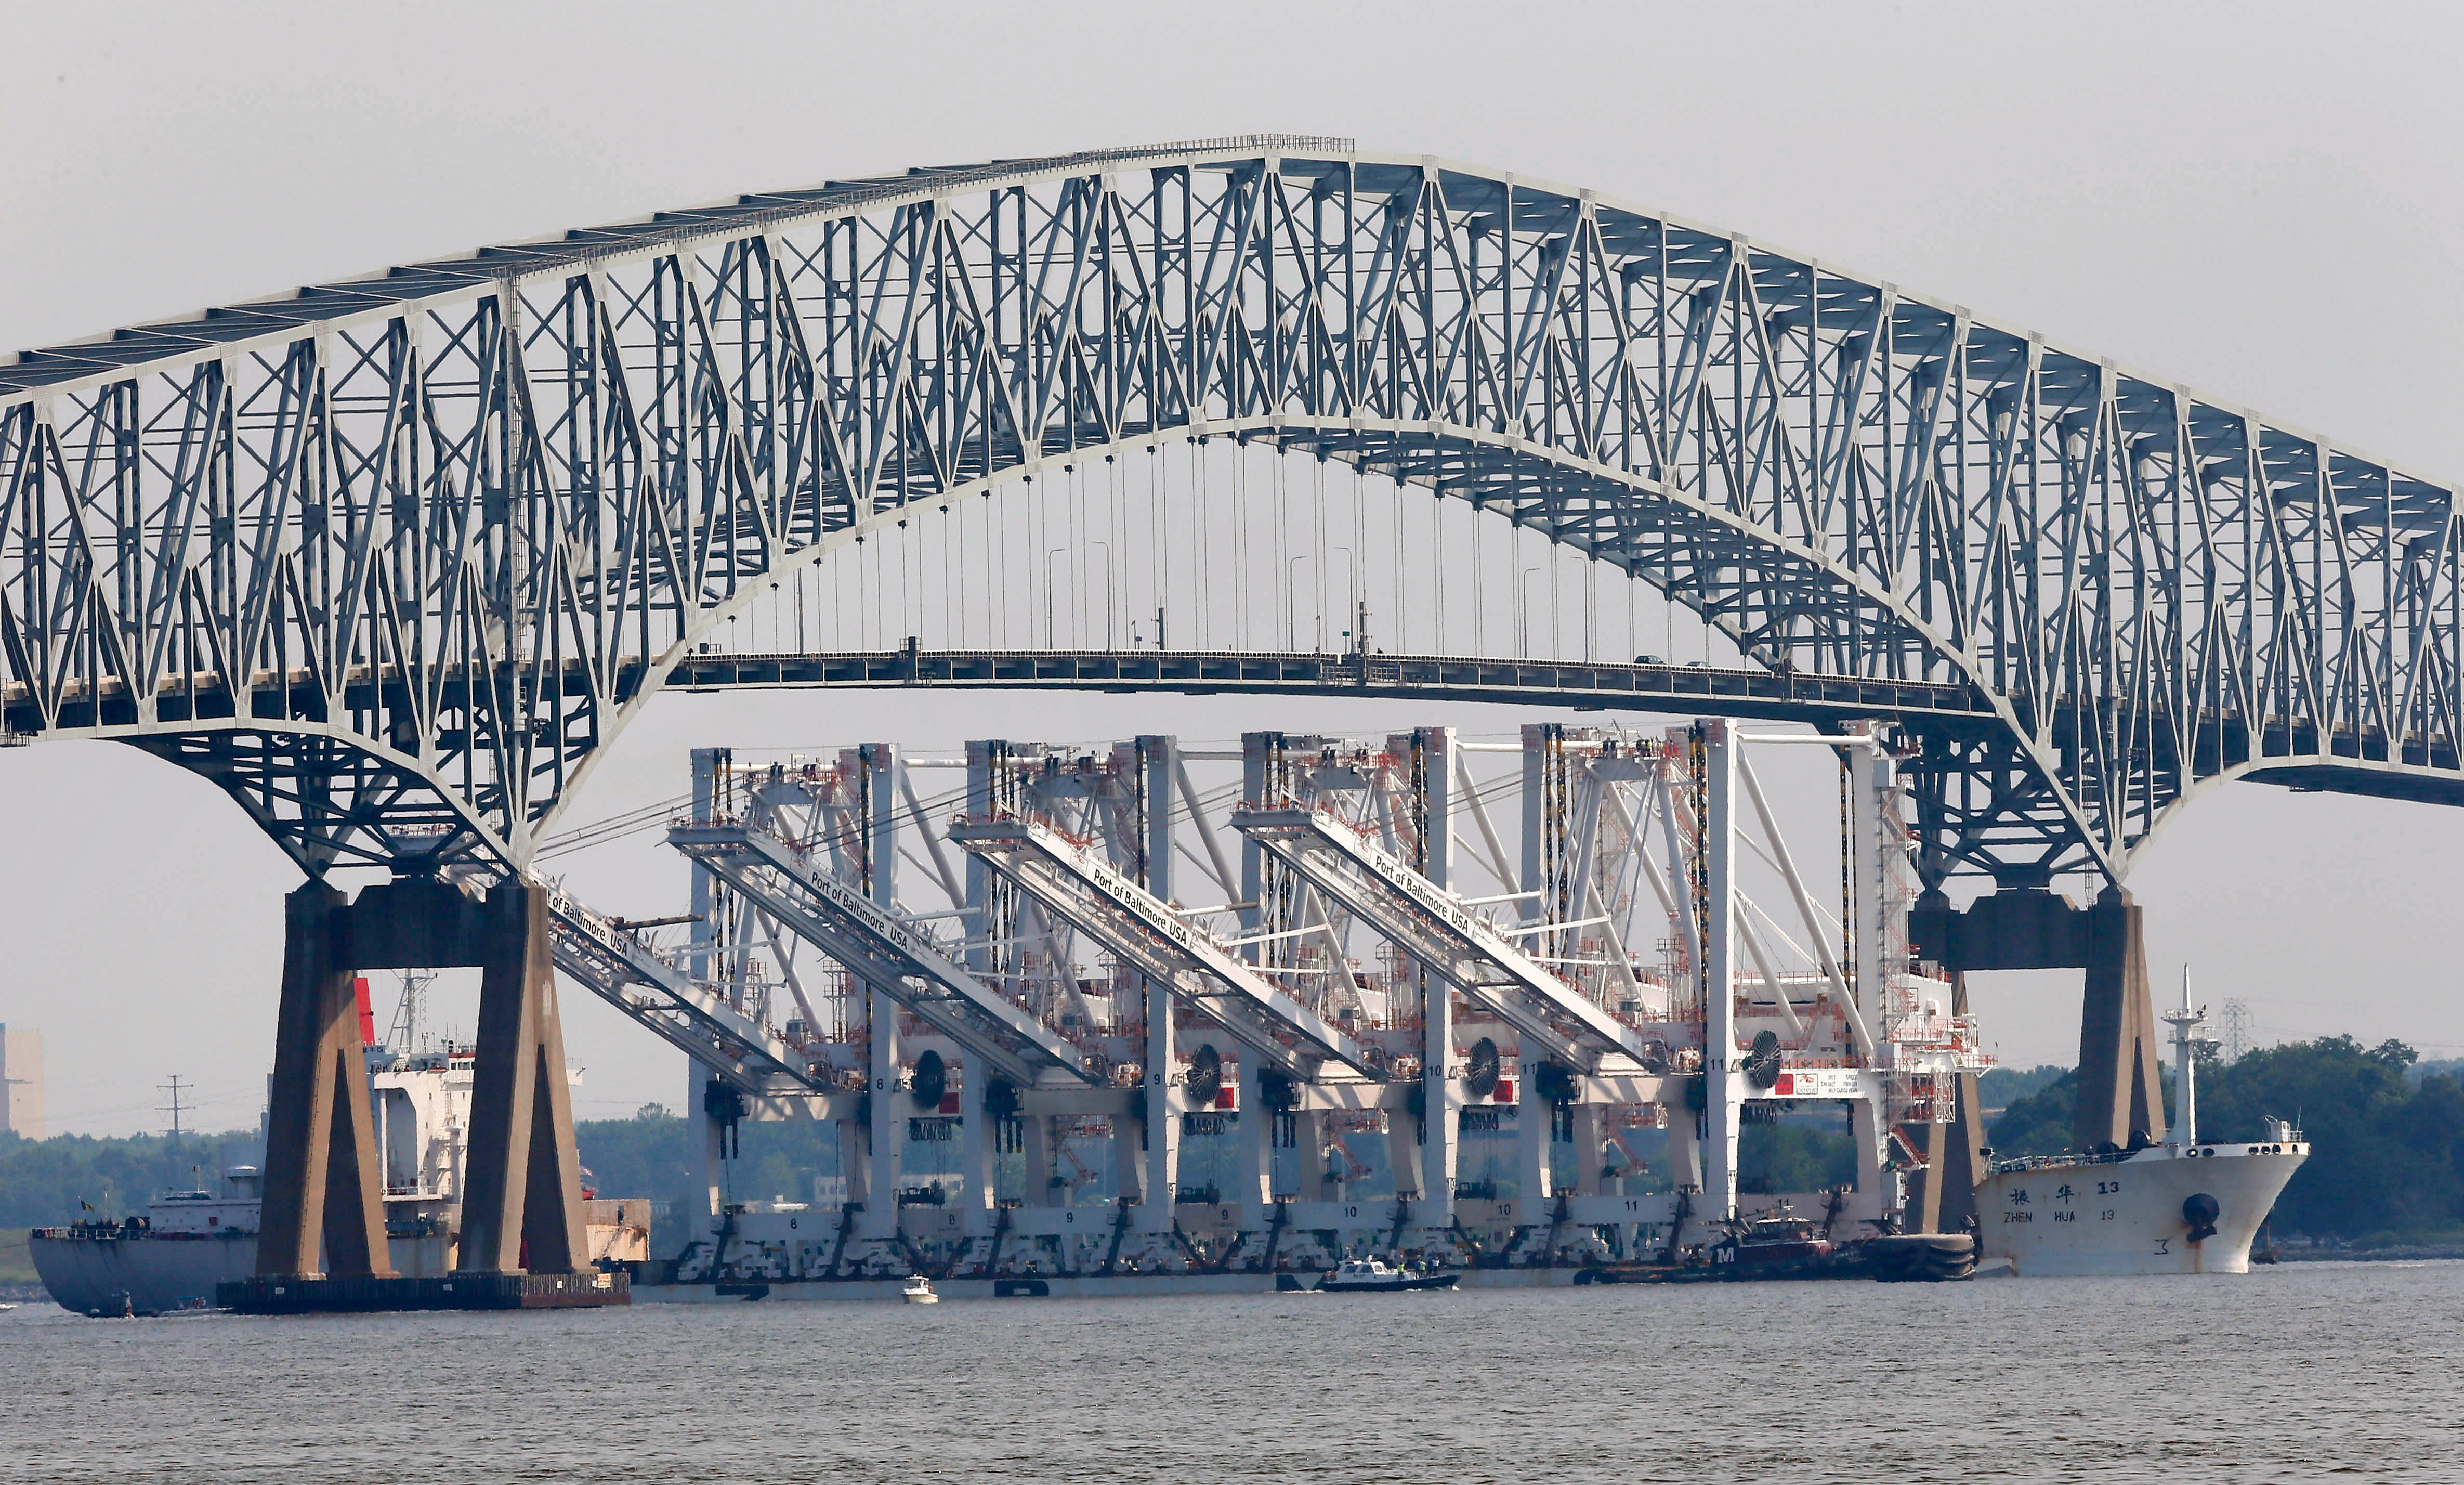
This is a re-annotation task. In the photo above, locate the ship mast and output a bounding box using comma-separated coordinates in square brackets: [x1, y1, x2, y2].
[2162, 966, 2205, 1148]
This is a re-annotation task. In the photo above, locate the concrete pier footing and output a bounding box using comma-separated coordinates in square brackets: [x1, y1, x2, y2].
[220, 1270, 627, 1313]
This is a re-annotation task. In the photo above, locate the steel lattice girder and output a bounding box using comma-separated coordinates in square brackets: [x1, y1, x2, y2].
[943, 811, 1383, 1081]
[1228, 804, 1617, 1072]
[668, 822, 1094, 1087]
[3, 135, 2458, 883]
[543, 882, 825, 1095]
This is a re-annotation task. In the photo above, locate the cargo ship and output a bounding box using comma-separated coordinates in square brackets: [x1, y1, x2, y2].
[1976, 981, 2305, 1277]
[30, 981, 647, 1317]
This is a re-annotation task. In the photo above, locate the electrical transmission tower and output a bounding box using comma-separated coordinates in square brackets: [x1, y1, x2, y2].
[2219, 999, 2253, 1064]
[159, 1074, 190, 1143]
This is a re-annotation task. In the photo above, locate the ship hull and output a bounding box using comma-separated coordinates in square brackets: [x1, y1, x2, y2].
[32, 1209, 640, 1316]
[1978, 1142, 2305, 1278]
[29, 1234, 258, 1317]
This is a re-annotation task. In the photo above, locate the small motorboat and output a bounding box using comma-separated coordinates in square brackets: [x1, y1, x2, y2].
[901, 1274, 940, 1304]
[1318, 1258, 1457, 1293]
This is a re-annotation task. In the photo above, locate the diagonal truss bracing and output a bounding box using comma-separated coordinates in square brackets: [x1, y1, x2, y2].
[945, 812, 1385, 1080]
[1229, 804, 1648, 1075]
[543, 882, 827, 1095]
[4, 135, 2459, 885]
[667, 820, 1092, 1086]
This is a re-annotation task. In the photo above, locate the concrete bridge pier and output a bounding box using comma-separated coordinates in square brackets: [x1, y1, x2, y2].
[256, 882, 392, 1281]
[452, 883, 590, 1277]
[1908, 886, 2169, 1232]
[255, 876, 591, 1284]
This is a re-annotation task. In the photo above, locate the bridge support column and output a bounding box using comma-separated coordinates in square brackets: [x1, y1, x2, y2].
[1899, 1122, 1945, 1234]
[1939, 1071, 1988, 1228]
[260, 876, 590, 1280]
[1901, 971, 1989, 1233]
[257, 882, 392, 1280]
[2079, 889, 2167, 1150]
[454, 883, 589, 1276]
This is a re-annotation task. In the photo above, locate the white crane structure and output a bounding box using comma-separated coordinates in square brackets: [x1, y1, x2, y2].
[557, 717, 1991, 1290]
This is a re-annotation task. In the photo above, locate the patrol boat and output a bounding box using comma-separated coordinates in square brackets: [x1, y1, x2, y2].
[1317, 1257, 1458, 1292]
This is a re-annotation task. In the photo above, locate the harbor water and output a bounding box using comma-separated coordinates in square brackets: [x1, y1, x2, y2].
[3, 1262, 2459, 1483]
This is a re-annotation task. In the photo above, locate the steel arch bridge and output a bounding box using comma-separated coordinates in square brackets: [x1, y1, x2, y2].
[5, 135, 2459, 888]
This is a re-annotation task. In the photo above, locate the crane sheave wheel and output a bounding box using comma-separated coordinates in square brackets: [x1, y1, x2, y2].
[1745, 1029, 1783, 1090]
[910, 1049, 949, 1109]
[1185, 1043, 1224, 1106]
[1464, 1037, 1501, 1098]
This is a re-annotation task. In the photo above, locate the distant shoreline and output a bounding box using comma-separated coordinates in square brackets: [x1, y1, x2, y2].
[2274, 1245, 2464, 1264]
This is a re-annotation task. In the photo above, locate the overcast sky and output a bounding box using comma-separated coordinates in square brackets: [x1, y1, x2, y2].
[4, 1, 2461, 1135]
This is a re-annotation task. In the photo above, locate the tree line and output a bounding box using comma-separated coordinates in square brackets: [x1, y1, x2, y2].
[7, 1034, 2459, 1244]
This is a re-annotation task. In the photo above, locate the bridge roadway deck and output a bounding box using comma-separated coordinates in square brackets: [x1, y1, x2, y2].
[662, 648, 1992, 727]
[10, 648, 2462, 811]
[658, 649, 2464, 807]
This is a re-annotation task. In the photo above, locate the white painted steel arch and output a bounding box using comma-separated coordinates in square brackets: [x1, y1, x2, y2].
[4, 136, 2456, 884]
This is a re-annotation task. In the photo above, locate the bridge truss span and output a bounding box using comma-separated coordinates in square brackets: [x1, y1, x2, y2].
[4, 135, 2459, 883]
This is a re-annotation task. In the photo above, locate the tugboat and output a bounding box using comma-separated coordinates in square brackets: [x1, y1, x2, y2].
[1709, 1203, 1834, 1270]
[901, 1274, 940, 1304]
[1318, 1257, 1458, 1293]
